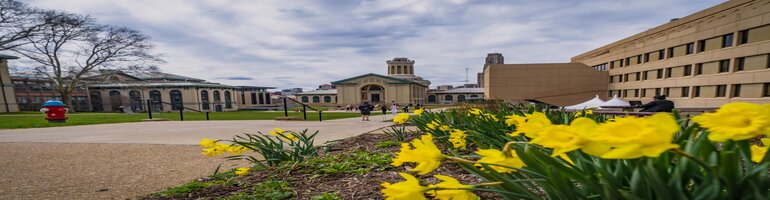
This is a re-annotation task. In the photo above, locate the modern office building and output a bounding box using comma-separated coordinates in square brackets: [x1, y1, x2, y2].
[485, 0, 770, 108]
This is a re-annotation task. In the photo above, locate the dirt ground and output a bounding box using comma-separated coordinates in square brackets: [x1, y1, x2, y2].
[0, 143, 248, 200]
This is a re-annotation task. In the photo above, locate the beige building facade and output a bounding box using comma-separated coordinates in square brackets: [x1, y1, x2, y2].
[332, 58, 430, 105]
[1, 54, 20, 113]
[572, 0, 770, 108]
[485, 0, 770, 108]
[295, 89, 338, 106]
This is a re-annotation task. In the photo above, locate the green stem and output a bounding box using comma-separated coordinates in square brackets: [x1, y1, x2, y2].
[446, 156, 475, 164]
[671, 148, 718, 176]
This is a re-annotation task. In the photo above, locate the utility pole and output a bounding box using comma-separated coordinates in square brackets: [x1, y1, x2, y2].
[465, 68, 469, 83]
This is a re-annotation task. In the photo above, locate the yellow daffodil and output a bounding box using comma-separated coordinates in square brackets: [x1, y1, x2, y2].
[692, 102, 770, 142]
[448, 129, 468, 149]
[426, 120, 441, 130]
[574, 109, 593, 117]
[199, 138, 217, 148]
[269, 128, 285, 136]
[226, 145, 248, 155]
[427, 175, 478, 200]
[510, 112, 553, 138]
[475, 148, 526, 173]
[281, 132, 299, 142]
[234, 167, 250, 176]
[530, 118, 601, 156]
[392, 134, 446, 175]
[414, 109, 425, 116]
[750, 138, 770, 163]
[381, 172, 428, 200]
[591, 113, 680, 159]
[439, 125, 451, 132]
[504, 114, 526, 127]
[467, 108, 483, 116]
[482, 113, 499, 122]
[201, 143, 229, 157]
[394, 113, 410, 124]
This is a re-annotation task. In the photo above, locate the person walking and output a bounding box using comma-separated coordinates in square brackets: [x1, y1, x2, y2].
[359, 102, 373, 121]
[381, 104, 387, 115]
[390, 103, 398, 115]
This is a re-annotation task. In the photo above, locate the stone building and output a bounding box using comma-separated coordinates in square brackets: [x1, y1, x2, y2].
[427, 87, 484, 104]
[485, 0, 770, 108]
[12, 76, 90, 111]
[237, 86, 276, 110]
[331, 57, 430, 105]
[295, 89, 338, 106]
[0, 54, 19, 113]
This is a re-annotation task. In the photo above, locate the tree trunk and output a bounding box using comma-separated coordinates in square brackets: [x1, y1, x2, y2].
[59, 89, 75, 113]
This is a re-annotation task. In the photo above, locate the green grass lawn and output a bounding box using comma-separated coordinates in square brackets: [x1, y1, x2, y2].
[0, 111, 378, 129]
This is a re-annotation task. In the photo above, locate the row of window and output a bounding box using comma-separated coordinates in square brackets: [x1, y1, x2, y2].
[610, 83, 770, 99]
[300, 95, 336, 103]
[593, 24, 770, 71]
[609, 54, 770, 83]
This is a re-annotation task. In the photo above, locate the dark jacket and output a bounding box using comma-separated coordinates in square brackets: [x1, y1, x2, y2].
[639, 100, 675, 112]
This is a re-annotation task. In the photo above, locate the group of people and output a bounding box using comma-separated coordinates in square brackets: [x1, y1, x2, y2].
[356, 102, 422, 121]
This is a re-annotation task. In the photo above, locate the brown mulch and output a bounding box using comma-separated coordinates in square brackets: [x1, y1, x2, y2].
[142, 131, 502, 200]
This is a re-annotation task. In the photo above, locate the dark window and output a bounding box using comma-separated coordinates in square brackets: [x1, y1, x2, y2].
[312, 96, 320, 103]
[637, 55, 642, 64]
[301, 96, 308, 102]
[722, 33, 733, 48]
[623, 90, 628, 97]
[610, 61, 615, 69]
[666, 68, 672, 78]
[620, 59, 624, 67]
[170, 90, 183, 110]
[736, 57, 745, 71]
[624, 74, 629, 82]
[733, 84, 741, 97]
[683, 65, 692, 76]
[201, 90, 210, 110]
[324, 96, 332, 103]
[642, 71, 648, 80]
[644, 53, 650, 62]
[694, 86, 701, 97]
[686, 43, 694, 54]
[667, 47, 674, 58]
[635, 72, 641, 81]
[658, 50, 665, 59]
[696, 64, 703, 75]
[764, 83, 770, 97]
[657, 69, 664, 79]
[625, 58, 631, 66]
[719, 60, 730, 73]
[641, 89, 647, 97]
[681, 87, 690, 97]
[739, 30, 749, 45]
[698, 40, 706, 52]
[251, 93, 257, 105]
[664, 88, 670, 97]
[634, 89, 639, 97]
[224, 91, 232, 109]
[716, 85, 727, 97]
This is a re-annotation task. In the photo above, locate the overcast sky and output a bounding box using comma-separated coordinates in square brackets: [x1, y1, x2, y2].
[25, 0, 725, 91]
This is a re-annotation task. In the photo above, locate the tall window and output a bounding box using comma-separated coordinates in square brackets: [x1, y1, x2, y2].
[251, 93, 257, 105]
[635, 72, 640, 81]
[224, 91, 232, 109]
[664, 88, 670, 97]
[312, 96, 320, 103]
[301, 96, 308, 102]
[642, 71, 648, 80]
[109, 91, 122, 111]
[644, 53, 650, 62]
[681, 87, 690, 98]
[201, 90, 210, 110]
[624, 74, 629, 82]
[698, 40, 706, 52]
[738, 30, 749, 45]
[667, 47, 674, 58]
[324, 96, 331, 103]
[695, 64, 703, 75]
[716, 85, 727, 97]
[655, 88, 661, 96]
[213, 91, 221, 103]
[657, 69, 663, 79]
[732, 84, 742, 98]
[719, 60, 730, 73]
[693, 86, 701, 97]
[636, 55, 642, 64]
[170, 90, 183, 110]
[149, 90, 162, 111]
[683, 65, 692, 76]
[665, 68, 672, 78]
[686, 43, 694, 54]
[735, 57, 745, 71]
[722, 33, 734, 48]
[764, 83, 770, 97]
[658, 50, 665, 59]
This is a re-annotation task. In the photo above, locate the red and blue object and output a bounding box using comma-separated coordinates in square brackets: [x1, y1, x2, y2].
[41, 100, 68, 123]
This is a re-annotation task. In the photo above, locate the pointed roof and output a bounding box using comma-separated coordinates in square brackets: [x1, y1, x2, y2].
[331, 73, 427, 86]
[136, 72, 205, 82]
[600, 95, 631, 107]
[564, 95, 605, 110]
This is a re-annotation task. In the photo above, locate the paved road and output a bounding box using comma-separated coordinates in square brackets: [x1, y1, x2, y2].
[0, 114, 397, 200]
[0, 114, 396, 144]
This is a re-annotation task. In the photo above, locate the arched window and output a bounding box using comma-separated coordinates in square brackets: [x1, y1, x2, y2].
[149, 90, 162, 111]
[129, 90, 142, 111]
[428, 95, 437, 103]
[90, 91, 103, 112]
[396, 66, 402, 74]
[201, 90, 210, 110]
[301, 96, 309, 102]
[109, 90, 122, 111]
[324, 96, 331, 103]
[312, 96, 320, 103]
[213, 91, 221, 102]
[224, 91, 232, 109]
[444, 95, 453, 102]
[170, 90, 183, 110]
[361, 84, 384, 102]
[458, 95, 466, 102]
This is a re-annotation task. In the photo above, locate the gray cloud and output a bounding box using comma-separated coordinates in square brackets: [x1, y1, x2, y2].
[24, 0, 725, 91]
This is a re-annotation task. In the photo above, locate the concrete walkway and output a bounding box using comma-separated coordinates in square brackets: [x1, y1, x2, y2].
[0, 114, 397, 145]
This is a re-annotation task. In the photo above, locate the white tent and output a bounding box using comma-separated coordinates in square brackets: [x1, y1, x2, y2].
[564, 95, 605, 110]
[600, 95, 631, 107]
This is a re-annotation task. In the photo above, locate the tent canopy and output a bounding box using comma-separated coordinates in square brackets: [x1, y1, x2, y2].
[600, 95, 630, 107]
[564, 95, 605, 110]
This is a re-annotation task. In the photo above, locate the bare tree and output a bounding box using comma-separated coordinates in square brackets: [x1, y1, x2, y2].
[0, 0, 47, 51]
[13, 12, 162, 110]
